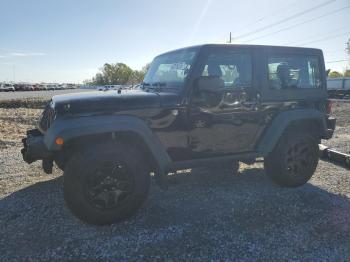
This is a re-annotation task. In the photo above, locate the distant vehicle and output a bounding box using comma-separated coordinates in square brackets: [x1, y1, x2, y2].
[46, 84, 55, 90]
[97, 85, 115, 91]
[0, 83, 15, 92]
[26, 84, 35, 91]
[327, 77, 350, 98]
[38, 84, 48, 91]
[132, 84, 142, 89]
[13, 84, 34, 91]
[14, 84, 25, 91]
[67, 84, 77, 89]
[32, 84, 41, 91]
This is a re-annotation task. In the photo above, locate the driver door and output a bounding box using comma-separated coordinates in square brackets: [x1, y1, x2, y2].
[188, 48, 263, 157]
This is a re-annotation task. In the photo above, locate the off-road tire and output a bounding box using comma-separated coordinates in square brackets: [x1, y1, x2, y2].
[264, 132, 319, 187]
[63, 142, 150, 225]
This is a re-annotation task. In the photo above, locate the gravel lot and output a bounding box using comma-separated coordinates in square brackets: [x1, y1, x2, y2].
[0, 89, 92, 101]
[0, 99, 349, 261]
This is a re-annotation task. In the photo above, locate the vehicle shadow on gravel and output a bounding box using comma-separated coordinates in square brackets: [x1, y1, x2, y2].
[1, 167, 349, 260]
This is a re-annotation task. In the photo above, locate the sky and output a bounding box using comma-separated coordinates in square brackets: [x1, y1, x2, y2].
[0, 0, 349, 83]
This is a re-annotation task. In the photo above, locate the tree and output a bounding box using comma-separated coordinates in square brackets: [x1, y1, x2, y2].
[328, 71, 343, 78]
[87, 62, 149, 86]
[93, 73, 105, 85]
[129, 70, 145, 84]
[101, 63, 133, 85]
[344, 69, 350, 77]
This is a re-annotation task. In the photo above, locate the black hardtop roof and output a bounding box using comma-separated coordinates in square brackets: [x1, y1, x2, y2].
[157, 43, 323, 57]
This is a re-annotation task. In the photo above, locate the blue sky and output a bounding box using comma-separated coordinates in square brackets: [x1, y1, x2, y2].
[0, 0, 349, 83]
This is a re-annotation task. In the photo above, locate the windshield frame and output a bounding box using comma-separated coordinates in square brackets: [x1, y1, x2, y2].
[142, 46, 200, 92]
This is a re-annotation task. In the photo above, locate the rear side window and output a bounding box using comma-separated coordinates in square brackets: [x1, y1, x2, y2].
[268, 55, 321, 89]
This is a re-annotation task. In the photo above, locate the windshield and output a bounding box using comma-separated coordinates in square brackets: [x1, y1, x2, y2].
[143, 48, 198, 88]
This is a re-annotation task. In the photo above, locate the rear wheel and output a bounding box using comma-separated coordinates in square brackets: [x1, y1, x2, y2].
[264, 132, 319, 187]
[63, 142, 150, 225]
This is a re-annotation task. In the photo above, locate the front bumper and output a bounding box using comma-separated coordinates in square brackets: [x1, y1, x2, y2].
[21, 129, 52, 164]
[323, 116, 336, 139]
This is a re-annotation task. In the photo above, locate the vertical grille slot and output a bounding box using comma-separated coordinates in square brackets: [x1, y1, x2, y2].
[39, 105, 55, 132]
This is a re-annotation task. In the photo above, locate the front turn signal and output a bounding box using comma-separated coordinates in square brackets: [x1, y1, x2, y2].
[55, 137, 64, 145]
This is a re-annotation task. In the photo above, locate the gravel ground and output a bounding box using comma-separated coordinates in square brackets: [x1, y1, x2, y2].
[0, 100, 349, 261]
[323, 100, 350, 154]
[0, 89, 92, 101]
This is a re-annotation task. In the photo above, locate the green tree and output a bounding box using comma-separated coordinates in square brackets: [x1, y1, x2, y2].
[129, 70, 145, 84]
[101, 63, 133, 84]
[128, 63, 150, 84]
[344, 69, 350, 77]
[328, 71, 343, 78]
[88, 62, 150, 86]
[93, 73, 105, 85]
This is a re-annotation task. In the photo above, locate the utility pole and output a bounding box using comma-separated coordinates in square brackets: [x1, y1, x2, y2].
[12, 65, 16, 82]
[229, 32, 232, 43]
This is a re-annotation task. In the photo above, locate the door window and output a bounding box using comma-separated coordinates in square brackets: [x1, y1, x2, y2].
[201, 52, 252, 88]
[268, 55, 321, 89]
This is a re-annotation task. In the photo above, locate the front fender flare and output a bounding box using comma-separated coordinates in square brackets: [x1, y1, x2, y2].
[44, 115, 172, 174]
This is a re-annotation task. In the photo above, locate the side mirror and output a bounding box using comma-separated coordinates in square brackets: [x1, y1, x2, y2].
[195, 76, 224, 93]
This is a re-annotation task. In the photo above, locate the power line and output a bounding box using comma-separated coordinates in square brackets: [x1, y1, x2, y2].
[326, 59, 348, 63]
[242, 4, 350, 43]
[235, 0, 336, 39]
[284, 26, 348, 45]
[299, 31, 350, 46]
[233, 0, 300, 36]
[325, 48, 348, 55]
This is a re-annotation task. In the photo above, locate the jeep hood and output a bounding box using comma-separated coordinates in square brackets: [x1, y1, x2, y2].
[51, 89, 179, 115]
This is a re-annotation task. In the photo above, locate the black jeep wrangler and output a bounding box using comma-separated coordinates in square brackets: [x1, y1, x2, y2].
[22, 44, 336, 225]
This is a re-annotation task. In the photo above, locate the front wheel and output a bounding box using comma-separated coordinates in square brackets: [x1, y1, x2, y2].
[63, 142, 150, 225]
[264, 132, 319, 187]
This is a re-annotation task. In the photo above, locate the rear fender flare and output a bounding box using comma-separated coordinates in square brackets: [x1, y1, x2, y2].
[256, 109, 327, 156]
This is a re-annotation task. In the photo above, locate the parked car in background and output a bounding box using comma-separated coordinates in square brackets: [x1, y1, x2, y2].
[46, 84, 55, 90]
[32, 84, 42, 91]
[0, 83, 15, 92]
[25, 84, 35, 91]
[37, 84, 48, 91]
[14, 84, 25, 91]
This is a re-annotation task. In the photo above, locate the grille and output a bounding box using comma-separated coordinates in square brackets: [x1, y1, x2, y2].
[39, 104, 56, 132]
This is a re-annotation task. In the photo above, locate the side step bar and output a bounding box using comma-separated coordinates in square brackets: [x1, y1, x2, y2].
[319, 144, 350, 169]
[168, 152, 259, 171]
